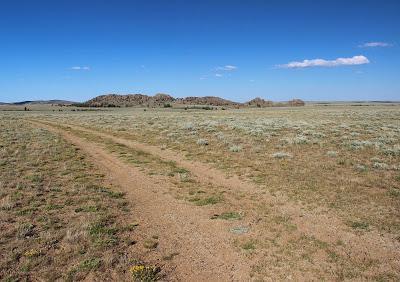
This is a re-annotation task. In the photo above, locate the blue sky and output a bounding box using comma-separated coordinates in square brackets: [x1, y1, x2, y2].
[0, 0, 399, 102]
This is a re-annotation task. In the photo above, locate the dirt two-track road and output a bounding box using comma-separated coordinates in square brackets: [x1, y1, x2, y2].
[28, 119, 400, 281]
[28, 120, 252, 281]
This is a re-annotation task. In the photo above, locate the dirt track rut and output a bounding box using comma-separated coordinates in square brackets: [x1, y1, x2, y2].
[29, 119, 400, 280]
[29, 120, 251, 281]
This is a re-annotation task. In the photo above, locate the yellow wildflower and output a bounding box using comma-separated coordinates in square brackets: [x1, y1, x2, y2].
[24, 249, 39, 257]
[129, 265, 145, 273]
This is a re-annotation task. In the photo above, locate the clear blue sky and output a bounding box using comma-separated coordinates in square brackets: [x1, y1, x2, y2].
[0, 0, 399, 102]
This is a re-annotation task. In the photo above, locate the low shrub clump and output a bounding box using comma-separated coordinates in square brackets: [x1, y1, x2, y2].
[229, 145, 242, 152]
[271, 152, 292, 159]
[129, 265, 161, 281]
[196, 138, 209, 146]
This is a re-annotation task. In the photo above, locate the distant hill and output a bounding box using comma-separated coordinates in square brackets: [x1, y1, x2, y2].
[11, 100, 76, 105]
[81, 94, 305, 108]
[81, 94, 238, 107]
[245, 97, 273, 107]
[81, 94, 174, 107]
[0, 100, 76, 106]
[175, 96, 239, 106]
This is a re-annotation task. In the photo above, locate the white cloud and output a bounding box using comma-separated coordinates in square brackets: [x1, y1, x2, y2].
[278, 55, 369, 69]
[359, 42, 392, 48]
[216, 65, 237, 71]
[199, 64, 237, 79]
[71, 66, 90, 70]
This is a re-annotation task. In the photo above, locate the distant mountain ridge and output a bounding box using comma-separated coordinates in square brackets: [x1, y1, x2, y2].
[0, 95, 306, 108]
[81, 93, 305, 108]
[0, 100, 76, 105]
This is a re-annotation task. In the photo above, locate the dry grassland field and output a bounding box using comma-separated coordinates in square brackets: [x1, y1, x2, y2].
[1, 104, 400, 281]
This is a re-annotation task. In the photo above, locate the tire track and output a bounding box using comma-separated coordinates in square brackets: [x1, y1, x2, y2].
[29, 120, 251, 281]
[29, 119, 400, 280]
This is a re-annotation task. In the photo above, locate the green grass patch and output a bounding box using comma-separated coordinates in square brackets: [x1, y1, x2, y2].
[388, 188, 400, 197]
[143, 239, 158, 249]
[189, 195, 222, 206]
[241, 240, 256, 250]
[79, 258, 101, 270]
[349, 221, 369, 230]
[75, 205, 101, 213]
[211, 212, 242, 220]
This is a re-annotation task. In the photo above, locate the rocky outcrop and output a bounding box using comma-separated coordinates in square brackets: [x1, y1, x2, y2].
[245, 97, 273, 107]
[175, 96, 238, 106]
[288, 99, 305, 106]
[81, 94, 305, 108]
[82, 94, 151, 107]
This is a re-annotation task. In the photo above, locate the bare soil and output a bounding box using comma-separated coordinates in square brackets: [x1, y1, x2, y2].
[29, 119, 400, 280]
[29, 120, 251, 281]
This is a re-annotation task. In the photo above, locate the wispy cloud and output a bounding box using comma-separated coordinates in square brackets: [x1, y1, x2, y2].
[278, 55, 369, 69]
[216, 65, 237, 71]
[359, 42, 392, 48]
[200, 64, 237, 80]
[70, 66, 90, 70]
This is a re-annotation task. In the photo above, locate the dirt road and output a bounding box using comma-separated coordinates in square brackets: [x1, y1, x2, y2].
[29, 120, 251, 281]
[29, 119, 400, 280]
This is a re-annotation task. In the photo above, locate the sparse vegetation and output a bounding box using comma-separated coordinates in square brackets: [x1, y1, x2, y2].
[349, 220, 370, 230]
[241, 240, 256, 250]
[129, 265, 161, 281]
[271, 152, 292, 159]
[229, 145, 242, 152]
[211, 212, 242, 220]
[189, 195, 222, 206]
[327, 150, 338, 157]
[196, 138, 209, 146]
[143, 238, 158, 249]
[0, 119, 155, 280]
[1, 103, 399, 280]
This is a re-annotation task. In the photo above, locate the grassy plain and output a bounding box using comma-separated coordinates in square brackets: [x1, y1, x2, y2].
[0, 118, 159, 281]
[1, 103, 399, 280]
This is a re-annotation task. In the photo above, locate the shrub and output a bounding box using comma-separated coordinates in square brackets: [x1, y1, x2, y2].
[354, 164, 367, 172]
[196, 139, 208, 146]
[327, 151, 338, 157]
[129, 265, 160, 281]
[271, 152, 292, 159]
[372, 162, 389, 170]
[183, 123, 195, 130]
[229, 145, 242, 152]
[293, 135, 309, 144]
[143, 239, 158, 249]
[215, 132, 225, 140]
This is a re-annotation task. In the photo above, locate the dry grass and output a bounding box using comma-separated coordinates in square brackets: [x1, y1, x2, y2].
[26, 105, 400, 235]
[1, 104, 400, 280]
[0, 118, 155, 281]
